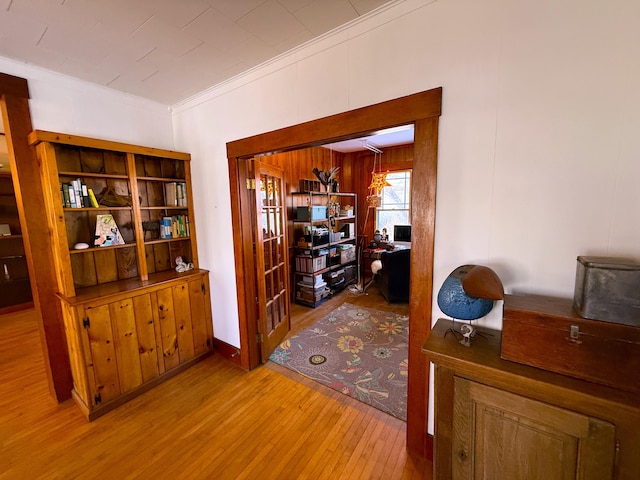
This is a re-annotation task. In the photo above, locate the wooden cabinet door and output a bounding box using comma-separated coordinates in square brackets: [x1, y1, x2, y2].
[453, 378, 616, 480]
[155, 276, 213, 370]
[80, 293, 160, 407]
[155, 285, 180, 371]
[189, 274, 213, 356]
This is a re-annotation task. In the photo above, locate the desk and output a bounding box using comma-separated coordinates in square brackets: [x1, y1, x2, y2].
[363, 246, 411, 302]
[363, 244, 408, 259]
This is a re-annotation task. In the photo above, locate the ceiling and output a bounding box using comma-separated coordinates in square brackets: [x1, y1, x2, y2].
[0, 0, 395, 105]
[326, 124, 414, 153]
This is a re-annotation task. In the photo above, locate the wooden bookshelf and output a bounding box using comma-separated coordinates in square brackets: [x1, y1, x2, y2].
[29, 131, 213, 420]
[0, 167, 32, 312]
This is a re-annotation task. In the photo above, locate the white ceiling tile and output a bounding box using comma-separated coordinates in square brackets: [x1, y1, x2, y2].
[57, 58, 119, 86]
[208, 0, 266, 22]
[351, 0, 391, 16]
[38, 25, 112, 65]
[97, 52, 159, 83]
[144, 0, 210, 29]
[0, 40, 68, 71]
[0, 9, 46, 44]
[179, 43, 238, 75]
[0, 0, 396, 103]
[183, 8, 252, 51]
[64, 0, 153, 36]
[136, 48, 182, 71]
[88, 24, 156, 62]
[277, 0, 314, 13]
[227, 36, 279, 68]
[237, 0, 308, 47]
[9, 0, 98, 31]
[272, 29, 314, 54]
[130, 16, 203, 57]
[294, 0, 358, 36]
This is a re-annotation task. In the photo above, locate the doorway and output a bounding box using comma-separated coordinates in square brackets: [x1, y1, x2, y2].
[227, 87, 442, 456]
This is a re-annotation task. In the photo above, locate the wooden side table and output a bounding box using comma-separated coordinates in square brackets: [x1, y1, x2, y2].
[423, 319, 640, 480]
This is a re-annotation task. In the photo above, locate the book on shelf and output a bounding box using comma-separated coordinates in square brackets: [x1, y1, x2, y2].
[164, 182, 178, 207]
[62, 184, 71, 207]
[72, 179, 83, 208]
[176, 182, 187, 206]
[81, 184, 89, 207]
[87, 188, 99, 208]
[94, 214, 125, 247]
[61, 178, 99, 208]
[159, 215, 189, 239]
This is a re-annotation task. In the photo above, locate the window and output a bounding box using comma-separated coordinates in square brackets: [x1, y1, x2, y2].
[375, 170, 411, 242]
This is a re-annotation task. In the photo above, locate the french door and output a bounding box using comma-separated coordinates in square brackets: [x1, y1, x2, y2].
[253, 161, 290, 362]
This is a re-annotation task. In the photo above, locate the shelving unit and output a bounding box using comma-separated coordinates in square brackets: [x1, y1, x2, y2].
[29, 130, 213, 420]
[291, 191, 357, 307]
[0, 166, 33, 312]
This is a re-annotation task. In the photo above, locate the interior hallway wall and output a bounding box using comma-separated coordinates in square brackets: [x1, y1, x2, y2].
[172, 0, 640, 347]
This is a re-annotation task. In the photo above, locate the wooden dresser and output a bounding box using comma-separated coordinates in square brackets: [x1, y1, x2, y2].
[423, 319, 640, 480]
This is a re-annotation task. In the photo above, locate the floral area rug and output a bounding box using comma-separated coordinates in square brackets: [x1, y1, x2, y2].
[269, 302, 408, 421]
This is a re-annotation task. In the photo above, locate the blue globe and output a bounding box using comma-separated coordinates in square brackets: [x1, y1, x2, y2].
[437, 265, 495, 320]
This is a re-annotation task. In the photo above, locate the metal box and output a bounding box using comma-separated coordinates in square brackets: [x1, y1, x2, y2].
[574, 256, 640, 326]
[296, 206, 327, 221]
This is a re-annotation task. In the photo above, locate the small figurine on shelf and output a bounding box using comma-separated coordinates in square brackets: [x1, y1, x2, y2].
[175, 256, 194, 273]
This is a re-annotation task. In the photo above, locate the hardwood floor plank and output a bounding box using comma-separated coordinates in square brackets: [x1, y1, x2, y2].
[0, 290, 430, 480]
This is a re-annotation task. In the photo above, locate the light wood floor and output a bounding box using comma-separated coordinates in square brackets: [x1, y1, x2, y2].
[0, 287, 430, 480]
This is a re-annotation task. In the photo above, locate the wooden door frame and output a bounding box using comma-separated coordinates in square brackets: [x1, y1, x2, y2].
[227, 87, 442, 457]
[0, 72, 73, 401]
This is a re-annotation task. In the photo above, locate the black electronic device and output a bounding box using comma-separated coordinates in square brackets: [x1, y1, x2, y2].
[393, 224, 412, 244]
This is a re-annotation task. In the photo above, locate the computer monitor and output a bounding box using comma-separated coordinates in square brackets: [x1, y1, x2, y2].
[393, 225, 411, 246]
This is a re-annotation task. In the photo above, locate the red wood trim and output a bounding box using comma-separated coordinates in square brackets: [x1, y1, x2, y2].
[227, 88, 442, 159]
[1, 74, 73, 401]
[227, 87, 442, 457]
[28, 130, 191, 160]
[425, 433, 434, 462]
[212, 337, 242, 366]
[406, 116, 439, 457]
[0, 72, 30, 99]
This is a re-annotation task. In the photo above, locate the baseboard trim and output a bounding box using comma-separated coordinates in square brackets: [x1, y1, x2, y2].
[213, 337, 242, 366]
[425, 433, 434, 461]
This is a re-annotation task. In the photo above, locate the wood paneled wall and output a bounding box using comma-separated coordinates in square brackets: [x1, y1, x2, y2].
[262, 143, 413, 244]
[261, 146, 343, 195]
[341, 144, 414, 243]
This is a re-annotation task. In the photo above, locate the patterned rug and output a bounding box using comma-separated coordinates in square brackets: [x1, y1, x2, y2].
[269, 302, 408, 421]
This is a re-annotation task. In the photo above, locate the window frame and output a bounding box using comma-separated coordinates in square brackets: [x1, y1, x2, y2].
[374, 168, 412, 241]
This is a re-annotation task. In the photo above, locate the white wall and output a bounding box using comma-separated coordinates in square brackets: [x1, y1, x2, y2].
[172, 0, 640, 347]
[0, 57, 174, 149]
[173, 0, 640, 436]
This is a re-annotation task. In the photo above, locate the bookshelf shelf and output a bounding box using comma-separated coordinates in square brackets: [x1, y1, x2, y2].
[140, 205, 189, 210]
[30, 130, 212, 421]
[68, 243, 136, 254]
[58, 171, 128, 180]
[144, 237, 191, 245]
[63, 206, 132, 212]
[137, 176, 186, 182]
